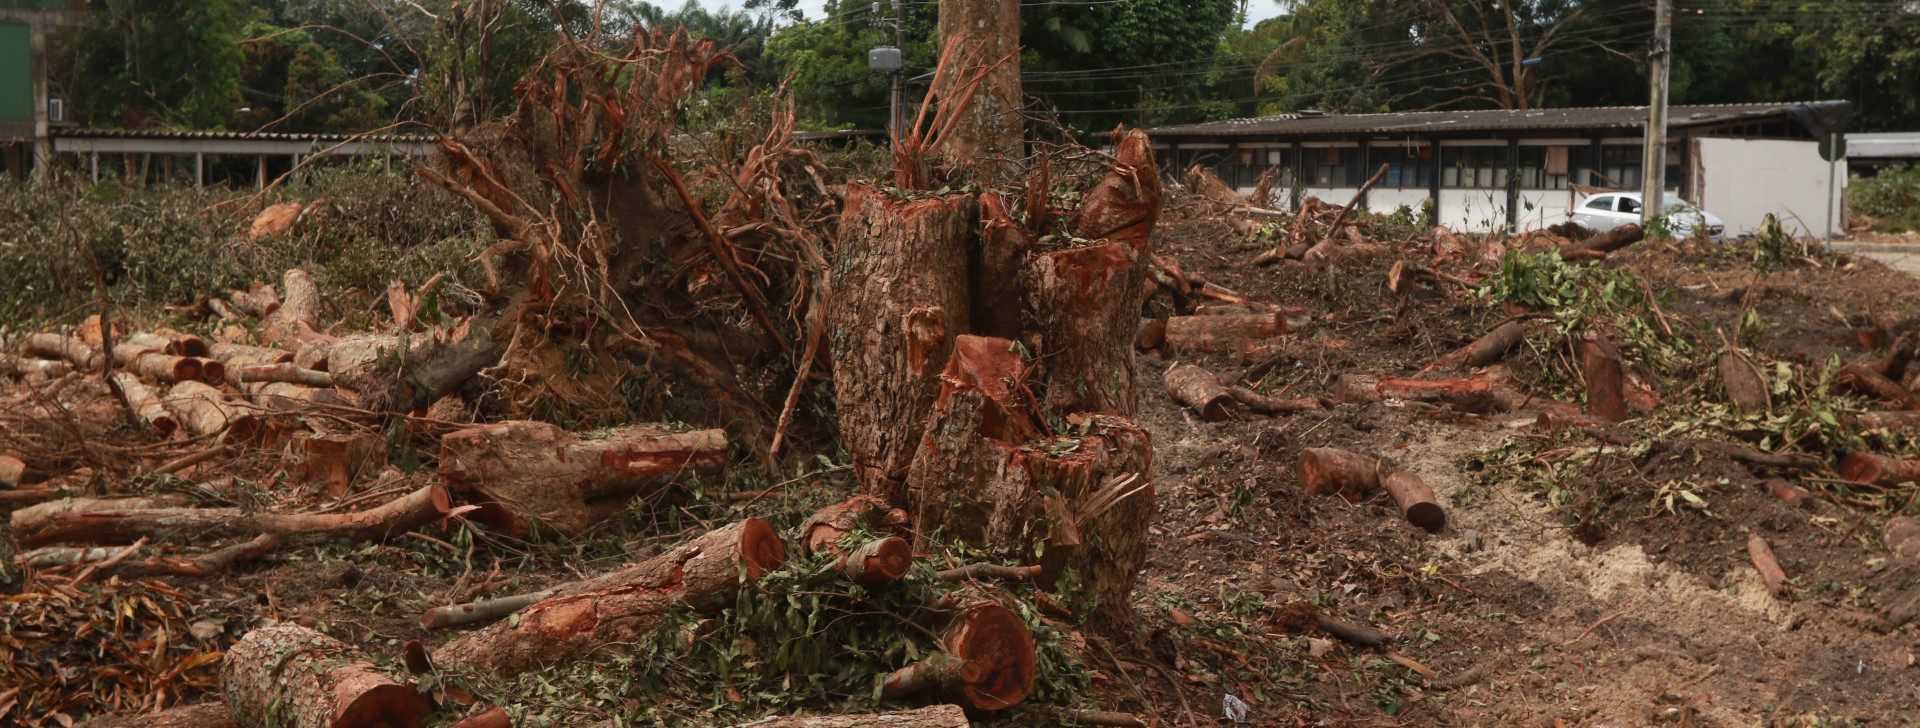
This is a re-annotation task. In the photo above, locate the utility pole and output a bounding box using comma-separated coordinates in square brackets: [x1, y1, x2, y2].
[1639, 0, 1672, 223]
[867, 2, 906, 134]
[891, 0, 905, 132]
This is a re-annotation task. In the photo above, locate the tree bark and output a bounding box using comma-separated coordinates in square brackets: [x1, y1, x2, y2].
[74, 703, 239, 728]
[89, 533, 281, 579]
[1839, 452, 1920, 487]
[115, 344, 200, 383]
[22, 333, 102, 369]
[422, 588, 562, 630]
[328, 323, 502, 413]
[1578, 336, 1630, 421]
[431, 518, 786, 675]
[1135, 319, 1167, 351]
[112, 373, 178, 436]
[797, 495, 909, 557]
[935, 0, 1021, 166]
[0, 353, 74, 379]
[0, 454, 21, 488]
[838, 535, 913, 587]
[884, 600, 1035, 711]
[163, 381, 259, 442]
[1718, 351, 1770, 415]
[238, 363, 333, 387]
[830, 185, 976, 499]
[1857, 410, 1920, 433]
[974, 192, 1033, 341]
[1434, 321, 1528, 369]
[1885, 516, 1920, 560]
[1382, 471, 1446, 532]
[437, 420, 727, 537]
[1163, 314, 1286, 354]
[1226, 386, 1325, 415]
[229, 282, 281, 319]
[1022, 241, 1147, 415]
[258, 269, 321, 347]
[1164, 364, 1238, 421]
[1297, 448, 1381, 502]
[1838, 359, 1920, 410]
[1334, 371, 1508, 414]
[1559, 223, 1644, 258]
[11, 483, 450, 547]
[209, 342, 294, 365]
[1070, 128, 1162, 250]
[221, 623, 432, 728]
[727, 706, 969, 728]
[1748, 534, 1788, 597]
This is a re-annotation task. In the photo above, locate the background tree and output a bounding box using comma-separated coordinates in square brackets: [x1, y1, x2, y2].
[52, 0, 248, 129]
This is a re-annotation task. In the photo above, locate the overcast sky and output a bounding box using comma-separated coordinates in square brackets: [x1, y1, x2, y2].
[696, 0, 1289, 29]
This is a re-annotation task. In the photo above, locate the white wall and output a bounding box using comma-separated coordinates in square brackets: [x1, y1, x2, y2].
[1438, 189, 1509, 233]
[1515, 189, 1576, 230]
[1302, 187, 1360, 206]
[1696, 137, 1845, 236]
[1368, 188, 1430, 217]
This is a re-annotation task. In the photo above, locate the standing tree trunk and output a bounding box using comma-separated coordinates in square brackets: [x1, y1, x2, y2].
[936, 0, 1022, 166]
[221, 624, 432, 728]
[830, 185, 977, 501]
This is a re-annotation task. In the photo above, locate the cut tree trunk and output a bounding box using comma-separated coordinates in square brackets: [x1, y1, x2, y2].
[87, 533, 281, 579]
[1382, 471, 1446, 532]
[883, 600, 1035, 711]
[431, 518, 786, 675]
[1839, 452, 1920, 487]
[974, 192, 1033, 341]
[238, 363, 333, 387]
[73, 703, 239, 728]
[1559, 224, 1644, 258]
[934, 0, 1021, 165]
[221, 623, 432, 728]
[22, 333, 102, 370]
[1297, 448, 1381, 501]
[1021, 241, 1147, 415]
[208, 342, 294, 365]
[111, 373, 177, 436]
[1334, 371, 1507, 414]
[1164, 364, 1238, 421]
[726, 705, 968, 728]
[797, 495, 909, 556]
[1163, 314, 1285, 354]
[422, 588, 561, 630]
[1070, 128, 1162, 251]
[1578, 336, 1630, 421]
[11, 483, 449, 547]
[838, 536, 913, 587]
[1226, 386, 1324, 415]
[0, 353, 73, 379]
[328, 323, 502, 413]
[115, 344, 200, 383]
[1839, 359, 1920, 410]
[258, 269, 321, 346]
[163, 381, 259, 442]
[1718, 351, 1770, 415]
[437, 420, 727, 537]
[1748, 534, 1789, 597]
[1434, 321, 1528, 370]
[831, 185, 976, 500]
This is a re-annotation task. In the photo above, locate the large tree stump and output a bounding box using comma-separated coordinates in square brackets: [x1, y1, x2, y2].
[831, 185, 977, 500]
[974, 192, 1033, 341]
[728, 706, 968, 728]
[883, 600, 1036, 712]
[438, 420, 727, 537]
[431, 518, 786, 675]
[1022, 241, 1147, 415]
[221, 623, 431, 728]
[1070, 128, 1162, 250]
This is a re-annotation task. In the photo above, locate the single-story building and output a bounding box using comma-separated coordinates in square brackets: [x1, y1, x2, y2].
[1148, 101, 1851, 237]
[1846, 132, 1920, 178]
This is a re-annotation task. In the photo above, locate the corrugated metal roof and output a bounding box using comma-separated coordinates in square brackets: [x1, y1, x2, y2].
[1149, 101, 1849, 138]
[53, 128, 433, 143]
[1849, 132, 1920, 159]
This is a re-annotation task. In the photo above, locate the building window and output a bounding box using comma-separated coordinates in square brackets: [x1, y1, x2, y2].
[1517, 146, 1580, 190]
[1309, 147, 1360, 187]
[1441, 147, 1509, 189]
[1368, 145, 1433, 189]
[1595, 146, 1642, 189]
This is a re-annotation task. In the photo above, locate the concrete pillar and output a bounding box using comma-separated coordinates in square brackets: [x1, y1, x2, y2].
[29, 21, 50, 184]
[194, 152, 203, 188]
[257, 154, 267, 189]
[89, 151, 97, 184]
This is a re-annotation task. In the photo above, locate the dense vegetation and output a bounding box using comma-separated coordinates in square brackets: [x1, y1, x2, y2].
[1851, 165, 1920, 233]
[40, 0, 1920, 137]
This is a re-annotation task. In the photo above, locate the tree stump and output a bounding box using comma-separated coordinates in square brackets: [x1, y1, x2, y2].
[1070, 128, 1162, 250]
[830, 184, 977, 500]
[221, 623, 431, 728]
[438, 420, 728, 537]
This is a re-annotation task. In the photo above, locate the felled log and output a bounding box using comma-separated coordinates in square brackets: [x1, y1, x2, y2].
[1838, 359, 1920, 410]
[1839, 452, 1920, 487]
[1163, 313, 1285, 354]
[1136, 318, 1167, 351]
[73, 703, 240, 728]
[209, 342, 294, 365]
[1334, 371, 1506, 414]
[221, 623, 432, 728]
[1023, 242, 1148, 415]
[294, 339, 331, 371]
[1227, 386, 1325, 415]
[431, 518, 786, 675]
[229, 282, 281, 319]
[883, 600, 1035, 711]
[839, 536, 913, 587]
[1297, 448, 1381, 501]
[238, 363, 333, 387]
[830, 186, 976, 497]
[88, 533, 281, 579]
[1558, 223, 1644, 258]
[445, 707, 510, 728]
[1577, 336, 1630, 421]
[0, 353, 73, 379]
[422, 588, 561, 630]
[437, 420, 727, 536]
[328, 324, 502, 412]
[729, 705, 969, 728]
[1434, 321, 1528, 370]
[1857, 411, 1920, 433]
[114, 343, 200, 383]
[798, 495, 908, 556]
[1382, 471, 1446, 532]
[11, 483, 449, 547]
[163, 381, 259, 442]
[1718, 351, 1770, 415]
[21, 333, 102, 370]
[258, 269, 321, 346]
[1748, 534, 1789, 597]
[0, 454, 23, 489]
[1277, 602, 1394, 647]
[247, 382, 351, 412]
[111, 373, 178, 436]
[122, 332, 209, 359]
[937, 563, 1043, 582]
[1164, 364, 1238, 421]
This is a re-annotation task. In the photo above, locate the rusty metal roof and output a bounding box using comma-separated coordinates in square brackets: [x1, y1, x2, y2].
[1149, 101, 1851, 138]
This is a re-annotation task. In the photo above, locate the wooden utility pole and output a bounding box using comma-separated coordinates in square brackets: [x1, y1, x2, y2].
[937, 0, 1022, 165]
[1639, 0, 1672, 222]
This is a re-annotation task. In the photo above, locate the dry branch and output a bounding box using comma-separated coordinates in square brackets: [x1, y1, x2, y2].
[729, 706, 969, 728]
[73, 703, 239, 728]
[1226, 386, 1325, 415]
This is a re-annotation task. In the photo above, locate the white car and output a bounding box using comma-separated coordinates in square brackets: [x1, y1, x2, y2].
[1570, 191, 1725, 242]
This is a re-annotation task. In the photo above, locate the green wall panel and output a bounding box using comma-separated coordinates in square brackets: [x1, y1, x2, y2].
[0, 23, 29, 122]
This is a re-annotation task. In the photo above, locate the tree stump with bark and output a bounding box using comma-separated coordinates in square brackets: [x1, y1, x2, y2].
[1021, 241, 1148, 415]
[221, 623, 432, 728]
[437, 420, 727, 537]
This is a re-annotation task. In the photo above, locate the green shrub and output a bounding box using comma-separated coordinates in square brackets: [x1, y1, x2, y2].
[1848, 164, 1920, 233]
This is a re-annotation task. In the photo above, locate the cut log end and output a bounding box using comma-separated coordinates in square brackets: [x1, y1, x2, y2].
[340, 683, 436, 728]
[1383, 471, 1446, 533]
[1840, 452, 1920, 487]
[841, 536, 912, 587]
[948, 602, 1036, 711]
[1164, 364, 1238, 421]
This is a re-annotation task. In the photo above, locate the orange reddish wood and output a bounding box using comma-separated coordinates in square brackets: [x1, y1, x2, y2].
[1298, 448, 1380, 501]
